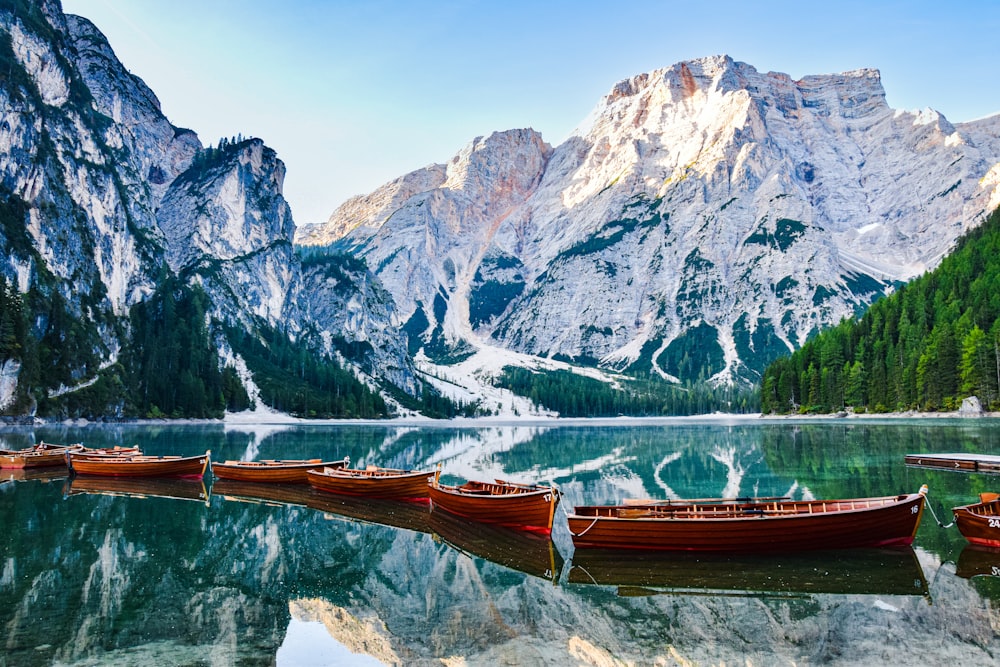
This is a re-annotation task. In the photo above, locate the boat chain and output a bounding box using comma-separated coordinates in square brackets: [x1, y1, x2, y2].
[923, 490, 955, 529]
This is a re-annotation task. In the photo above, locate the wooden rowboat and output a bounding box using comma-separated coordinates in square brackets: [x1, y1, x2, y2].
[68, 450, 211, 479]
[0, 442, 83, 469]
[211, 457, 348, 483]
[567, 487, 928, 552]
[952, 492, 1000, 548]
[428, 470, 561, 535]
[0, 442, 133, 470]
[306, 465, 433, 501]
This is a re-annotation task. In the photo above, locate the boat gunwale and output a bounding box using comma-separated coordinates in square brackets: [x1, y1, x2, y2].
[213, 458, 347, 470]
[431, 481, 558, 501]
[570, 493, 919, 522]
[309, 467, 431, 481]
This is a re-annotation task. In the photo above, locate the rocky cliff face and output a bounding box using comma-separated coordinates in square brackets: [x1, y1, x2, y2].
[300, 55, 1000, 385]
[1, 5, 163, 317]
[0, 1, 416, 415]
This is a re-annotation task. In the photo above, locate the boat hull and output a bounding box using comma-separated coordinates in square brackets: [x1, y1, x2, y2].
[428, 481, 560, 535]
[0, 444, 82, 469]
[306, 467, 432, 500]
[568, 493, 926, 552]
[0, 450, 70, 469]
[953, 496, 1000, 548]
[211, 458, 347, 483]
[68, 452, 211, 479]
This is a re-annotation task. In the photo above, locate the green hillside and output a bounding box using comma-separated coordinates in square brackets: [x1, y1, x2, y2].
[761, 207, 1000, 414]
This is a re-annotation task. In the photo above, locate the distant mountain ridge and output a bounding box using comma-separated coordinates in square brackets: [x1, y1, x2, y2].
[3, 0, 1000, 418]
[298, 55, 1000, 387]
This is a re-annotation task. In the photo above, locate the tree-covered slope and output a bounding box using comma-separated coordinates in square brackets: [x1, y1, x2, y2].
[0, 2, 425, 420]
[761, 207, 1000, 414]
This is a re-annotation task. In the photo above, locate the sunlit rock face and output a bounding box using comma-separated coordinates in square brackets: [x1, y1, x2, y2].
[0, 0, 417, 407]
[301, 55, 1000, 385]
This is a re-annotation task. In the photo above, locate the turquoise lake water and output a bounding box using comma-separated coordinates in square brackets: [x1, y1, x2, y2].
[1, 419, 998, 665]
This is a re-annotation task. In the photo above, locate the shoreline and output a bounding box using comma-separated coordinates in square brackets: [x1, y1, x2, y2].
[2, 408, 998, 430]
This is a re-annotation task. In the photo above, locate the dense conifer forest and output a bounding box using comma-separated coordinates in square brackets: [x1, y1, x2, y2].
[761, 207, 1000, 414]
[497, 366, 760, 417]
[0, 272, 398, 419]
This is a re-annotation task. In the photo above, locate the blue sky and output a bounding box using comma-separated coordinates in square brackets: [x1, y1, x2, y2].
[61, 0, 1000, 225]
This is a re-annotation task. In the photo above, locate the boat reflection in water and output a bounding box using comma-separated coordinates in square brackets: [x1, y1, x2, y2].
[956, 544, 1000, 579]
[429, 509, 564, 583]
[303, 487, 434, 536]
[568, 547, 929, 599]
[2, 466, 71, 483]
[63, 475, 210, 505]
[212, 478, 435, 535]
[211, 478, 316, 508]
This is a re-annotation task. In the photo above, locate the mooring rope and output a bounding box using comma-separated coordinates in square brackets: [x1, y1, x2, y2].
[570, 516, 600, 537]
[924, 493, 955, 529]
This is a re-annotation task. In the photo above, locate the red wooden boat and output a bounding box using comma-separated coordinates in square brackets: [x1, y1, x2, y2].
[952, 492, 1000, 548]
[68, 450, 211, 479]
[568, 486, 928, 552]
[306, 465, 433, 501]
[0, 442, 83, 469]
[212, 457, 348, 483]
[428, 470, 561, 535]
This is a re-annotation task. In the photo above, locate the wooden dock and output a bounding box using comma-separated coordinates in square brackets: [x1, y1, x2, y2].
[905, 453, 1000, 474]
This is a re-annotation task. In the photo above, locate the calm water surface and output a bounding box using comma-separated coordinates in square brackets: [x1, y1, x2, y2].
[2, 419, 999, 666]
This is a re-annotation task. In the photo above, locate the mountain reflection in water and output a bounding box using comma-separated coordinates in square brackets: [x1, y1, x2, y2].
[1, 420, 999, 665]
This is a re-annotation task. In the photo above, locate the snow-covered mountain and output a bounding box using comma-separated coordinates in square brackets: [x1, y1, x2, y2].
[298, 56, 1000, 385]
